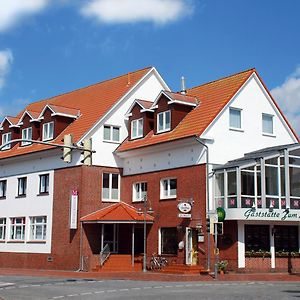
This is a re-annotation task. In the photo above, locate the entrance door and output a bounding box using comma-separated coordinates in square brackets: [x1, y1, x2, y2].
[134, 226, 144, 255]
[185, 227, 193, 265]
[102, 224, 119, 253]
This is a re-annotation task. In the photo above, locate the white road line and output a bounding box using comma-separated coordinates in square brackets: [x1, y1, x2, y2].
[143, 286, 152, 289]
[106, 289, 117, 293]
[80, 292, 92, 296]
[94, 291, 105, 294]
[52, 296, 65, 299]
[119, 288, 129, 291]
[66, 294, 78, 297]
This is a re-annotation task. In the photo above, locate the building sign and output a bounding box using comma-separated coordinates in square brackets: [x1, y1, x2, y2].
[70, 190, 78, 229]
[226, 208, 300, 221]
[178, 201, 192, 218]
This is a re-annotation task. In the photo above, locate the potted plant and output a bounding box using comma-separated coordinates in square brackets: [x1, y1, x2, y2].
[217, 260, 228, 274]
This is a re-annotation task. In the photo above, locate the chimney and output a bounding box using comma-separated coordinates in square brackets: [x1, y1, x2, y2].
[180, 76, 186, 95]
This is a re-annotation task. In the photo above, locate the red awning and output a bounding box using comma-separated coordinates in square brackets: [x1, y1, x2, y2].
[80, 202, 154, 223]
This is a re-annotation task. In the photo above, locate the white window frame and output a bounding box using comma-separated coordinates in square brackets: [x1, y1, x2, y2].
[160, 178, 177, 199]
[103, 125, 120, 143]
[229, 107, 242, 131]
[262, 113, 274, 136]
[10, 217, 25, 241]
[0, 218, 6, 240]
[29, 216, 47, 241]
[39, 174, 49, 194]
[42, 122, 54, 141]
[131, 118, 144, 139]
[0, 180, 7, 198]
[102, 173, 120, 202]
[21, 127, 33, 146]
[157, 110, 171, 133]
[17, 177, 27, 197]
[2, 132, 11, 150]
[132, 182, 147, 202]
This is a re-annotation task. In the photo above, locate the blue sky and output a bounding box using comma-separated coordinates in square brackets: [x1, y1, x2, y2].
[0, 0, 300, 134]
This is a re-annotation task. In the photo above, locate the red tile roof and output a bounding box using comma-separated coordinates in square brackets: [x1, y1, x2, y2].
[0, 67, 152, 160]
[136, 99, 153, 110]
[44, 104, 80, 118]
[80, 202, 154, 223]
[162, 91, 198, 106]
[117, 68, 256, 152]
[118, 68, 299, 153]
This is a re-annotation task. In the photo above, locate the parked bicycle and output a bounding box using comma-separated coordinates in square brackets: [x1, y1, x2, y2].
[149, 253, 168, 270]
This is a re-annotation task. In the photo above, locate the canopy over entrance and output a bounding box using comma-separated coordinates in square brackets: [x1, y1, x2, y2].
[80, 202, 154, 223]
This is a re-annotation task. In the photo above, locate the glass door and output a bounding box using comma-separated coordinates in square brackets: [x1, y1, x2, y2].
[103, 224, 119, 253]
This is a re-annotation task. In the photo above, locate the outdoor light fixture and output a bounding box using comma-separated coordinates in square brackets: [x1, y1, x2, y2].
[251, 203, 256, 212]
[269, 203, 274, 212]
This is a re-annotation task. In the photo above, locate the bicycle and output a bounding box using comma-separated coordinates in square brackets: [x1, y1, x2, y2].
[149, 253, 168, 270]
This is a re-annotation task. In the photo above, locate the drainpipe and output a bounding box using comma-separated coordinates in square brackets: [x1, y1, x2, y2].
[195, 137, 211, 271]
[78, 222, 83, 271]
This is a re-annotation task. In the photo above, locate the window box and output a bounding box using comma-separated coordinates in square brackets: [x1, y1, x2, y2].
[245, 250, 271, 258]
[160, 178, 177, 199]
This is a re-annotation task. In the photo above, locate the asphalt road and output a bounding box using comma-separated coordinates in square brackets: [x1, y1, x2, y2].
[0, 275, 300, 299]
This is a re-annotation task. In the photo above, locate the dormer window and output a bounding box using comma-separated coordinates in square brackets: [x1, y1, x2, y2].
[21, 127, 32, 146]
[42, 122, 54, 141]
[131, 118, 143, 139]
[2, 132, 11, 150]
[157, 110, 171, 133]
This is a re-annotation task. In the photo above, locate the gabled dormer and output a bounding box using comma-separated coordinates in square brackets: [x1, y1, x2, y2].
[150, 91, 199, 134]
[0, 117, 20, 150]
[17, 110, 41, 146]
[125, 99, 154, 140]
[38, 104, 80, 141]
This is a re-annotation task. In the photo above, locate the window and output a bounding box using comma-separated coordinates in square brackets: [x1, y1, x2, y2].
[262, 114, 274, 135]
[21, 127, 32, 146]
[30, 216, 47, 241]
[227, 171, 237, 208]
[10, 217, 25, 240]
[157, 110, 171, 133]
[39, 174, 49, 194]
[133, 182, 147, 202]
[42, 122, 54, 141]
[103, 125, 120, 142]
[229, 108, 242, 130]
[214, 172, 224, 208]
[17, 177, 27, 196]
[102, 173, 119, 201]
[131, 118, 143, 139]
[0, 180, 7, 198]
[160, 227, 178, 255]
[274, 226, 298, 253]
[160, 178, 177, 199]
[2, 132, 11, 150]
[245, 225, 270, 252]
[0, 218, 6, 240]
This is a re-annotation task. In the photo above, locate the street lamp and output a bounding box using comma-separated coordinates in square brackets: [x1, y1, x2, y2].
[142, 195, 153, 272]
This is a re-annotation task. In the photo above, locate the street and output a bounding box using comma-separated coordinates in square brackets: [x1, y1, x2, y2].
[0, 276, 300, 300]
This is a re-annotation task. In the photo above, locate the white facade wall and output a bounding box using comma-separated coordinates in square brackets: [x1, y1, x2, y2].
[89, 71, 167, 168]
[0, 169, 54, 253]
[204, 75, 297, 165]
[122, 138, 206, 176]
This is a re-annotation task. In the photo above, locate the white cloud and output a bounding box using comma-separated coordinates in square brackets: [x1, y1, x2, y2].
[0, 49, 13, 89]
[271, 66, 300, 136]
[0, 0, 50, 32]
[80, 0, 194, 25]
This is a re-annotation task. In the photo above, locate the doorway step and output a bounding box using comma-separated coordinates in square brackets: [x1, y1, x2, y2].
[159, 264, 206, 274]
[92, 254, 143, 272]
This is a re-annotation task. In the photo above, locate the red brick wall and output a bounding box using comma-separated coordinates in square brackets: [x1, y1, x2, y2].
[121, 164, 207, 266]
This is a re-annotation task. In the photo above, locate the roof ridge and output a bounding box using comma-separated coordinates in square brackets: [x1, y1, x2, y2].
[187, 68, 256, 91]
[24, 66, 153, 111]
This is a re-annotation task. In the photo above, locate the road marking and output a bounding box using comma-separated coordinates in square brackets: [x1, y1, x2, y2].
[94, 291, 105, 294]
[0, 282, 14, 287]
[131, 287, 141, 290]
[52, 296, 65, 299]
[80, 292, 92, 296]
[67, 294, 78, 297]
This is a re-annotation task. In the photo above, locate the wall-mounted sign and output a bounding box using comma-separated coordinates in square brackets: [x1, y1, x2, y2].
[178, 202, 192, 213]
[217, 207, 226, 222]
[70, 189, 78, 229]
[178, 213, 192, 218]
[225, 208, 300, 221]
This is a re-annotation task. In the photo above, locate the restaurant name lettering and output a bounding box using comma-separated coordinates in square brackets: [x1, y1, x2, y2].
[244, 209, 300, 221]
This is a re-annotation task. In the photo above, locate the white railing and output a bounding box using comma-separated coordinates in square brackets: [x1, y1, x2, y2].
[100, 244, 110, 266]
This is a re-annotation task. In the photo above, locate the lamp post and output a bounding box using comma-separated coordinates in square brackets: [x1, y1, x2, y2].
[142, 195, 153, 272]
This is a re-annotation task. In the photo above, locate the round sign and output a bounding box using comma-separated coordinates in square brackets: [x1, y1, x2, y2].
[177, 202, 192, 213]
[217, 207, 226, 222]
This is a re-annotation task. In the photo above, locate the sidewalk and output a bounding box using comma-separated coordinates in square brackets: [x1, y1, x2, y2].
[0, 268, 300, 282]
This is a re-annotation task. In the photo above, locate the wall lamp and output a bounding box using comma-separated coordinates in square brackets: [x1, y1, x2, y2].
[269, 203, 274, 212]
